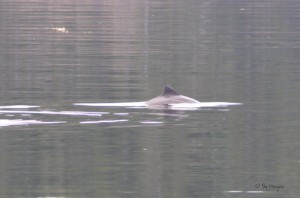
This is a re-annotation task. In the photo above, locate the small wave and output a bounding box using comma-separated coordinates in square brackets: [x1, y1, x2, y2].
[224, 190, 264, 194]
[0, 119, 65, 127]
[140, 121, 164, 124]
[80, 119, 128, 124]
[0, 105, 40, 109]
[74, 102, 146, 107]
[171, 102, 242, 108]
[74, 102, 242, 110]
[0, 110, 107, 117]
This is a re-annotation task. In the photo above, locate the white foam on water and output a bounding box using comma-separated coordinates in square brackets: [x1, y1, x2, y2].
[140, 121, 164, 124]
[224, 190, 243, 193]
[113, 113, 130, 116]
[80, 119, 128, 124]
[74, 102, 242, 110]
[74, 102, 146, 107]
[0, 119, 65, 127]
[246, 191, 264, 193]
[224, 190, 264, 194]
[0, 105, 40, 109]
[0, 110, 107, 117]
[171, 102, 242, 108]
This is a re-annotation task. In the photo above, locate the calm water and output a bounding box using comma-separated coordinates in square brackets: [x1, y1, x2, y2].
[0, 0, 300, 197]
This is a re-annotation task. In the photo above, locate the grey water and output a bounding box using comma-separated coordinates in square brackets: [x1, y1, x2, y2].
[0, 0, 299, 197]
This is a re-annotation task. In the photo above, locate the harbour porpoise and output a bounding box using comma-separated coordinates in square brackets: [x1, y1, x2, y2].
[74, 86, 241, 109]
[146, 86, 200, 107]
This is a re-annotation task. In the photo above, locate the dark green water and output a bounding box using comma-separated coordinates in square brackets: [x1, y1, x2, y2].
[0, 0, 299, 197]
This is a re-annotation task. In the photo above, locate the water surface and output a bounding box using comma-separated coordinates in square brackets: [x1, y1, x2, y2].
[0, 0, 299, 198]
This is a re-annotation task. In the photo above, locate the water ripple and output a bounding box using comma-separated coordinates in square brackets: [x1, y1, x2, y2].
[0, 110, 107, 117]
[0, 119, 65, 127]
[80, 119, 128, 124]
[0, 105, 40, 109]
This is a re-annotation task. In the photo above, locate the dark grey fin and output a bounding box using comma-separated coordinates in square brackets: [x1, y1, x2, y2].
[161, 86, 180, 96]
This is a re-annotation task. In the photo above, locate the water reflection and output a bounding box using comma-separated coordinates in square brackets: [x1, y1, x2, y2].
[0, 103, 240, 128]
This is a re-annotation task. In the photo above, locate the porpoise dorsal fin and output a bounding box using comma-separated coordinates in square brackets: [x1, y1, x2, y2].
[161, 86, 180, 96]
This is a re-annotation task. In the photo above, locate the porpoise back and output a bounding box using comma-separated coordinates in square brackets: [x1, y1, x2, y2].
[146, 86, 200, 106]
